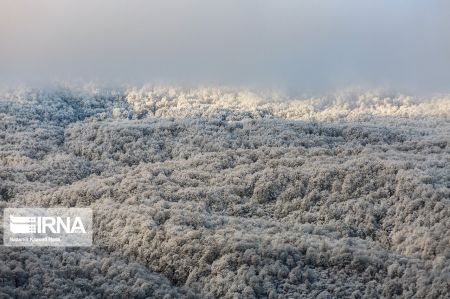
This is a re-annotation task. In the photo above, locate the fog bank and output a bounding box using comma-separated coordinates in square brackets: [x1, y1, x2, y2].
[1, 0, 450, 93]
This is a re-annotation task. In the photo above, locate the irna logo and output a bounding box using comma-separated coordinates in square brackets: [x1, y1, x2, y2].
[9, 215, 86, 234]
[3, 208, 92, 247]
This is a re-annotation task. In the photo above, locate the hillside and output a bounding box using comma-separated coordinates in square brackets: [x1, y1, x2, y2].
[1, 85, 449, 298]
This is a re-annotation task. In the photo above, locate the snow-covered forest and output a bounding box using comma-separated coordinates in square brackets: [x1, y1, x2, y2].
[0, 85, 449, 298]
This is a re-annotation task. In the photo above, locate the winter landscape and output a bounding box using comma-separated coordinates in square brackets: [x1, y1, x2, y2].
[1, 0, 450, 298]
[0, 85, 449, 298]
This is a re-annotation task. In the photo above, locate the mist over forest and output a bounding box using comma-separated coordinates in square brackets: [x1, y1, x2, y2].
[1, 0, 450, 298]
[1, 0, 450, 93]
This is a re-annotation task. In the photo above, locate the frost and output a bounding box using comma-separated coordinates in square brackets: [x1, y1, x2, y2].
[1, 85, 449, 298]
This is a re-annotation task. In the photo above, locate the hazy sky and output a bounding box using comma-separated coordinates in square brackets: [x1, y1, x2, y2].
[1, 0, 449, 93]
